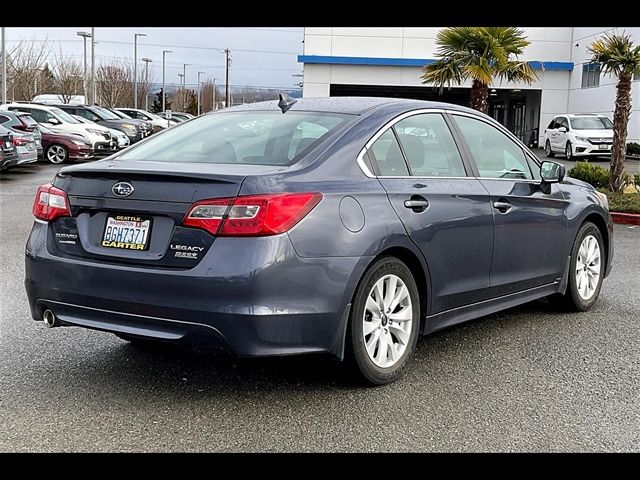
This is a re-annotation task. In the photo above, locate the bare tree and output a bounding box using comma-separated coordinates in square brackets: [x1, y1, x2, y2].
[96, 60, 133, 107]
[52, 49, 83, 103]
[5, 38, 54, 101]
[200, 80, 223, 113]
[136, 65, 155, 110]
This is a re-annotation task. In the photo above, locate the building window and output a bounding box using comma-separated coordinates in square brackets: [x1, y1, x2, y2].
[582, 63, 601, 88]
[634, 71, 639, 81]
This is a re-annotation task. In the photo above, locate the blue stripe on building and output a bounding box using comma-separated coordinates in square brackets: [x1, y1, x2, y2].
[298, 55, 573, 71]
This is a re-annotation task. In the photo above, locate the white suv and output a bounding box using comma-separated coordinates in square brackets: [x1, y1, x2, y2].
[543, 114, 614, 160]
[0, 103, 115, 153]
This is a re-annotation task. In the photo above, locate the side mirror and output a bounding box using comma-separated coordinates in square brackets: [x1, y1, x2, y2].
[540, 161, 565, 183]
[48, 117, 60, 125]
[558, 126, 567, 133]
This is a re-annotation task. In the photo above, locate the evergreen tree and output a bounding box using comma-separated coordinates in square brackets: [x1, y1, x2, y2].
[151, 89, 171, 113]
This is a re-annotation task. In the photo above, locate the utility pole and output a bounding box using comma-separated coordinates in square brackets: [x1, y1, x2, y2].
[225, 48, 231, 109]
[77, 32, 91, 102]
[133, 33, 147, 109]
[142, 58, 152, 111]
[178, 73, 184, 111]
[162, 50, 172, 112]
[91, 27, 96, 104]
[1, 27, 6, 105]
[197, 71, 205, 115]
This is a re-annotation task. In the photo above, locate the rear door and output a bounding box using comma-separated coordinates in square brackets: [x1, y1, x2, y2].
[450, 113, 568, 297]
[368, 112, 494, 314]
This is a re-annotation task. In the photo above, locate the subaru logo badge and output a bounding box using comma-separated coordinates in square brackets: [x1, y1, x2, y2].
[112, 182, 134, 197]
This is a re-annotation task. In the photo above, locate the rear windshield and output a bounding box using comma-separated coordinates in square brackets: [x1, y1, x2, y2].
[570, 116, 613, 130]
[119, 111, 351, 165]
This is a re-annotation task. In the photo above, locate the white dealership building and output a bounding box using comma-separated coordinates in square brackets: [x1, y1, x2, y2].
[299, 28, 640, 146]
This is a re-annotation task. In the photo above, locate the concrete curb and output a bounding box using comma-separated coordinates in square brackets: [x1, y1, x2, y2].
[610, 212, 640, 225]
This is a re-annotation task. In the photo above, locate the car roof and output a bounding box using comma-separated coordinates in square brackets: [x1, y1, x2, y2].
[564, 113, 608, 118]
[223, 96, 479, 116]
[3, 102, 58, 111]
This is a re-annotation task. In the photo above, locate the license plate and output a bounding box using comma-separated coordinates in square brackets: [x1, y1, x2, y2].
[598, 144, 609, 150]
[102, 215, 152, 250]
[5, 141, 11, 148]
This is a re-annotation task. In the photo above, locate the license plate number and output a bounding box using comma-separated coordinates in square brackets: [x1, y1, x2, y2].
[102, 215, 151, 250]
[599, 144, 609, 150]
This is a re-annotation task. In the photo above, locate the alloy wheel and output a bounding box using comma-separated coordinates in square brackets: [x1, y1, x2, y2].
[575, 234, 601, 300]
[362, 274, 413, 368]
[47, 145, 67, 164]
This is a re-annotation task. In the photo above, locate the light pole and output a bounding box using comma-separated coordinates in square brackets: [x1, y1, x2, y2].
[141, 57, 152, 111]
[77, 32, 91, 102]
[162, 50, 172, 112]
[197, 71, 205, 115]
[212, 78, 217, 111]
[178, 73, 184, 112]
[182, 64, 189, 111]
[91, 27, 96, 104]
[133, 33, 147, 109]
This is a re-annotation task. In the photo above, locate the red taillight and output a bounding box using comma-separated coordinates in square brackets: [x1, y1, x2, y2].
[13, 137, 30, 146]
[183, 192, 322, 236]
[32, 184, 71, 222]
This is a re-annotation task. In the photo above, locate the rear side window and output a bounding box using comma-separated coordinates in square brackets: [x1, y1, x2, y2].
[368, 129, 409, 176]
[394, 113, 466, 177]
[119, 111, 351, 166]
[453, 115, 533, 180]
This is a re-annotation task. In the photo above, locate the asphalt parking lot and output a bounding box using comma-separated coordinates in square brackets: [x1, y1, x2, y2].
[1, 162, 639, 452]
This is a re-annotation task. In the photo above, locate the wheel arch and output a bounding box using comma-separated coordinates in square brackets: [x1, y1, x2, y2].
[581, 212, 610, 273]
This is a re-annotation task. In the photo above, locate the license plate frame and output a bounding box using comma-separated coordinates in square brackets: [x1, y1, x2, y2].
[101, 214, 153, 251]
[598, 144, 609, 150]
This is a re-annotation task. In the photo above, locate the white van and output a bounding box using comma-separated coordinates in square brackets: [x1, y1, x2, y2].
[31, 94, 87, 106]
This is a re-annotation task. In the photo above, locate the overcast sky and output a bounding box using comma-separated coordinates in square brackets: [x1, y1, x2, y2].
[3, 27, 304, 90]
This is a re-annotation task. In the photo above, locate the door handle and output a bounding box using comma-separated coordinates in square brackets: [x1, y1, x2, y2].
[404, 197, 429, 212]
[493, 200, 512, 214]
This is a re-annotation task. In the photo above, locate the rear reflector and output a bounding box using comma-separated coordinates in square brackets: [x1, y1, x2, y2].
[183, 192, 322, 236]
[32, 184, 71, 222]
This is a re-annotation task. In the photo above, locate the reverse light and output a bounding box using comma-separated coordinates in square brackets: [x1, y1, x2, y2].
[183, 193, 323, 236]
[32, 184, 71, 222]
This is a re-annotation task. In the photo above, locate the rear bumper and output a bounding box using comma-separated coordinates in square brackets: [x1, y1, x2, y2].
[24, 222, 365, 357]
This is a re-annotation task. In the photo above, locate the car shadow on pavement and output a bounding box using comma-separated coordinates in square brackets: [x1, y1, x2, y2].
[36, 298, 569, 395]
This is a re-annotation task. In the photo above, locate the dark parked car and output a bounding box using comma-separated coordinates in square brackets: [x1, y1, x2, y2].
[39, 124, 94, 164]
[101, 107, 153, 138]
[55, 105, 144, 143]
[0, 110, 43, 157]
[25, 97, 613, 385]
[0, 125, 19, 171]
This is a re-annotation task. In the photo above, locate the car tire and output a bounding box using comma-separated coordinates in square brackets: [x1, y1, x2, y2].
[45, 144, 68, 164]
[345, 257, 420, 386]
[565, 141, 573, 160]
[554, 222, 605, 312]
[545, 140, 555, 158]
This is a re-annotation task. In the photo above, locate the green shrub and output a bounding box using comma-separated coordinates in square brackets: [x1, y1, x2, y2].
[568, 162, 610, 188]
[627, 142, 640, 156]
[598, 189, 640, 213]
[634, 174, 640, 193]
[568, 161, 633, 189]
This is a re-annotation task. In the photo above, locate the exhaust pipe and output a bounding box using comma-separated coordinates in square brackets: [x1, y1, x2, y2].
[43, 309, 58, 328]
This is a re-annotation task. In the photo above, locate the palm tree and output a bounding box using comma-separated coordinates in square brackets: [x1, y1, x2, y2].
[422, 27, 537, 113]
[588, 32, 640, 193]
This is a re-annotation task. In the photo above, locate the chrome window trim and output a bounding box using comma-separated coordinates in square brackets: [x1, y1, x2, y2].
[356, 107, 543, 183]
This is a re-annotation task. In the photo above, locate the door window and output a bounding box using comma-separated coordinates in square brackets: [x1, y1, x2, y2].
[557, 117, 569, 130]
[368, 129, 410, 176]
[453, 115, 533, 180]
[393, 114, 466, 177]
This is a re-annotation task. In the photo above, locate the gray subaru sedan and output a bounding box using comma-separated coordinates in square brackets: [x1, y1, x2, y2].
[25, 97, 613, 385]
